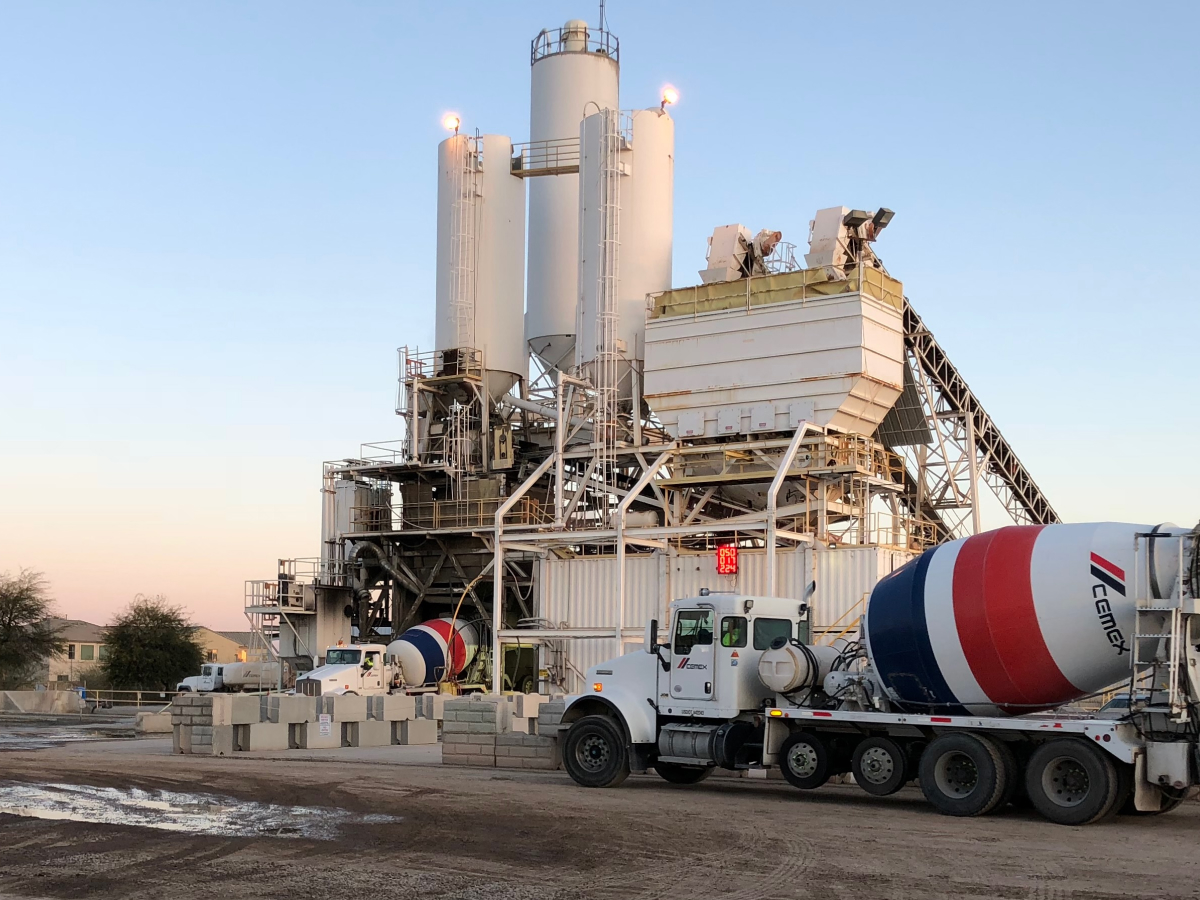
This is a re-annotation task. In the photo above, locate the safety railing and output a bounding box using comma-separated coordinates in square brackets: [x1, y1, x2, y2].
[511, 137, 580, 177]
[531, 24, 618, 64]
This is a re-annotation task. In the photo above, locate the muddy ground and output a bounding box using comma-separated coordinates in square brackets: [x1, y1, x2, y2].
[1, 740, 1197, 900]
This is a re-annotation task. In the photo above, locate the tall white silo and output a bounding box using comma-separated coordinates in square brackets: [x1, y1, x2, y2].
[525, 20, 620, 370]
[435, 133, 526, 400]
[577, 106, 674, 399]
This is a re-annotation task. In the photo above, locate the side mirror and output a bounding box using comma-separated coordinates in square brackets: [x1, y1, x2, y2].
[645, 619, 659, 653]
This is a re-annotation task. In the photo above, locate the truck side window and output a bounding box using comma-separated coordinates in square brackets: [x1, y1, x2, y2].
[753, 618, 792, 650]
[674, 610, 714, 655]
[720, 616, 747, 648]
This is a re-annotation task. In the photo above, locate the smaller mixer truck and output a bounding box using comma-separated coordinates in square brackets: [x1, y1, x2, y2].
[560, 522, 1200, 825]
[294, 617, 485, 696]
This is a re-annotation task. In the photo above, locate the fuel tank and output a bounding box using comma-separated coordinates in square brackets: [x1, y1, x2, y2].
[386, 618, 479, 687]
[864, 523, 1191, 716]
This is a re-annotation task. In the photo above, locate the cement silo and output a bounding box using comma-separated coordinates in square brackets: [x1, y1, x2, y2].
[525, 20, 620, 369]
[577, 106, 674, 398]
[434, 133, 526, 400]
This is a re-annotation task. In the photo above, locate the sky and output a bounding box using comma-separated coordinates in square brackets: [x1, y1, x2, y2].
[1, 2, 1197, 630]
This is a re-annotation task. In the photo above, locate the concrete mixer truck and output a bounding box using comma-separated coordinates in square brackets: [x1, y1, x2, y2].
[294, 618, 484, 697]
[559, 522, 1200, 825]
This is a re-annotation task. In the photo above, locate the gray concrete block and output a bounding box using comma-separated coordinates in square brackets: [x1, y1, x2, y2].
[442, 720, 470, 734]
[418, 694, 446, 720]
[210, 694, 232, 726]
[268, 695, 316, 724]
[394, 718, 438, 746]
[331, 694, 368, 723]
[513, 693, 545, 718]
[230, 694, 263, 725]
[467, 733, 497, 746]
[379, 694, 416, 721]
[173, 725, 190, 754]
[210, 725, 234, 757]
[235, 722, 290, 751]
[292, 721, 341, 750]
[346, 720, 392, 748]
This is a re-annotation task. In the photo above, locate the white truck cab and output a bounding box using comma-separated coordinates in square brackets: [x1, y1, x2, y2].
[294, 643, 388, 696]
[561, 592, 808, 784]
[177, 664, 224, 693]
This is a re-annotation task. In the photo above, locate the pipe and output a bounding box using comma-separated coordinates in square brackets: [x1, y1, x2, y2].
[349, 541, 421, 594]
[615, 451, 673, 648]
[501, 394, 591, 430]
[492, 453, 557, 693]
[767, 421, 814, 598]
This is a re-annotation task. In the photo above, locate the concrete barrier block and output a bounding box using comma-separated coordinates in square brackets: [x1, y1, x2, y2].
[418, 694, 446, 720]
[374, 694, 416, 722]
[512, 716, 537, 734]
[291, 720, 341, 750]
[136, 712, 173, 735]
[210, 725, 234, 757]
[268, 695, 316, 724]
[173, 725, 191, 754]
[332, 694, 368, 723]
[210, 694, 233, 727]
[230, 694, 263, 725]
[235, 722, 290, 751]
[346, 720, 392, 748]
[513, 693, 546, 718]
[394, 718, 437, 745]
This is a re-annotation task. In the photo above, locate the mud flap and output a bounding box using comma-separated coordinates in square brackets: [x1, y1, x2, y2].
[763, 716, 789, 767]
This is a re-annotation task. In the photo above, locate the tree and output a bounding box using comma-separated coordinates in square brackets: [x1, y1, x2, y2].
[102, 595, 204, 691]
[0, 569, 65, 689]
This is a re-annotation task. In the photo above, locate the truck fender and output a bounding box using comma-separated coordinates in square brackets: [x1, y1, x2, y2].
[563, 689, 657, 744]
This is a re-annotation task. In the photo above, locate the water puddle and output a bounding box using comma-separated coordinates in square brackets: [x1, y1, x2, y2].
[0, 728, 115, 751]
[0, 782, 398, 839]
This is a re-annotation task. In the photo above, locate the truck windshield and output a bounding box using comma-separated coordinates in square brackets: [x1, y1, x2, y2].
[325, 649, 362, 665]
[674, 610, 714, 655]
[753, 618, 792, 650]
[201, 665, 214, 676]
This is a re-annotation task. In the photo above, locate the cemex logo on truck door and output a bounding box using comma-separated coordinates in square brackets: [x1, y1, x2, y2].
[1090, 553, 1129, 656]
[677, 657, 707, 670]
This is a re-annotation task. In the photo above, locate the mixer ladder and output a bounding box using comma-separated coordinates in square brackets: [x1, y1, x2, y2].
[1130, 532, 1188, 720]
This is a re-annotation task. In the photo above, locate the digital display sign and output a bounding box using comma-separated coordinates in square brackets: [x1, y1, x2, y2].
[716, 544, 739, 575]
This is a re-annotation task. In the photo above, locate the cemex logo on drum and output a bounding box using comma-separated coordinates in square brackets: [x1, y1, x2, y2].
[1090, 553, 1129, 656]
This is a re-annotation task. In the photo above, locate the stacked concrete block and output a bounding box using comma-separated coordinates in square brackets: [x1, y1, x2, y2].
[495, 732, 561, 770]
[536, 699, 566, 736]
[234, 722, 290, 751]
[331, 694, 368, 723]
[171, 694, 233, 756]
[442, 697, 510, 767]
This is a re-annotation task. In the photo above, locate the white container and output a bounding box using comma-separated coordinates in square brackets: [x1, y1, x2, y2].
[577, 107, 674, 398]
[434, 134, 526, 400]
[526, 22, 620, 369]
[643, 288, 904, 437]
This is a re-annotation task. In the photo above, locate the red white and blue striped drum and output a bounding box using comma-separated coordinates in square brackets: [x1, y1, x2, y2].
[864, 523, 1189, 716]
[386, 618, 479, 688]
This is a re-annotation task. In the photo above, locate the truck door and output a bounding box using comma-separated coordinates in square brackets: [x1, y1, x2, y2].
[362, 651, 383, 693]
[670, 609, 715, 701]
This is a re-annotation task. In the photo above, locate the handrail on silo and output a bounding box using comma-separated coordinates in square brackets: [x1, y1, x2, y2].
[530, 25, 619, 65]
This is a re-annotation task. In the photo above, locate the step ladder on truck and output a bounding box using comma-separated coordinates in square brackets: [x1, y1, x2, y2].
[558, 521, 1200, 825]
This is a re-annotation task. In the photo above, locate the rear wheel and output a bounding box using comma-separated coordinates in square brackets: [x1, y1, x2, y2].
[563, 715, 630, 788]
[1025, 739, 1118, 826]
[851, 737, 909, 796]
[919, 733, 1008, 817]
[653, 761, 714, 784]
[779, 731, 832, 790]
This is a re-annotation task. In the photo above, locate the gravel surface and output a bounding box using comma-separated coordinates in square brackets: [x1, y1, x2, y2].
[0, 740, 1197, 899]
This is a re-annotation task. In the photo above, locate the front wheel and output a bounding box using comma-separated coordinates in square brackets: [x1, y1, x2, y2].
[1025, 740, 1118, 826]
[563, 715, 630, 788]
[653, 761, 713, 784]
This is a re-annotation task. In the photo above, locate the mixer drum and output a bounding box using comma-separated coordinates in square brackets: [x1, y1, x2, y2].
[386, 618, 479, 687]
[864, 523, 1185, 716]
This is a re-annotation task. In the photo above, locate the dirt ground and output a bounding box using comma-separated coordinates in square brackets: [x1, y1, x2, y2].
[1, 739, 1198, 900]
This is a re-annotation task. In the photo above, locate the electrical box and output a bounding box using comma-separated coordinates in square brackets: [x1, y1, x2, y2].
[716, 407, 741, 436]
[747, 404, 776, 433]
[789, 400, 816, 428]
[676, 410, 705, 438]
[492, 426, 515, 469]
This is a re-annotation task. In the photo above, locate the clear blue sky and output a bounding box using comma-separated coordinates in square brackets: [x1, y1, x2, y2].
[2, 2, 1197, 628]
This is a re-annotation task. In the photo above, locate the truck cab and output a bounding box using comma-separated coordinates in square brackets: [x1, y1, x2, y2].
[177, 663, 224, 693]
[560, 592, 808, 784]
[294, 643, 388, 696]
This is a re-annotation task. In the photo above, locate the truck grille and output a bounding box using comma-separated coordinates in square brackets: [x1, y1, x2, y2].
[299, 679, 321, 697]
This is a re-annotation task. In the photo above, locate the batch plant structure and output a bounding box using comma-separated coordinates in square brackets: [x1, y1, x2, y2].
[245, 19, 1057, 695]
